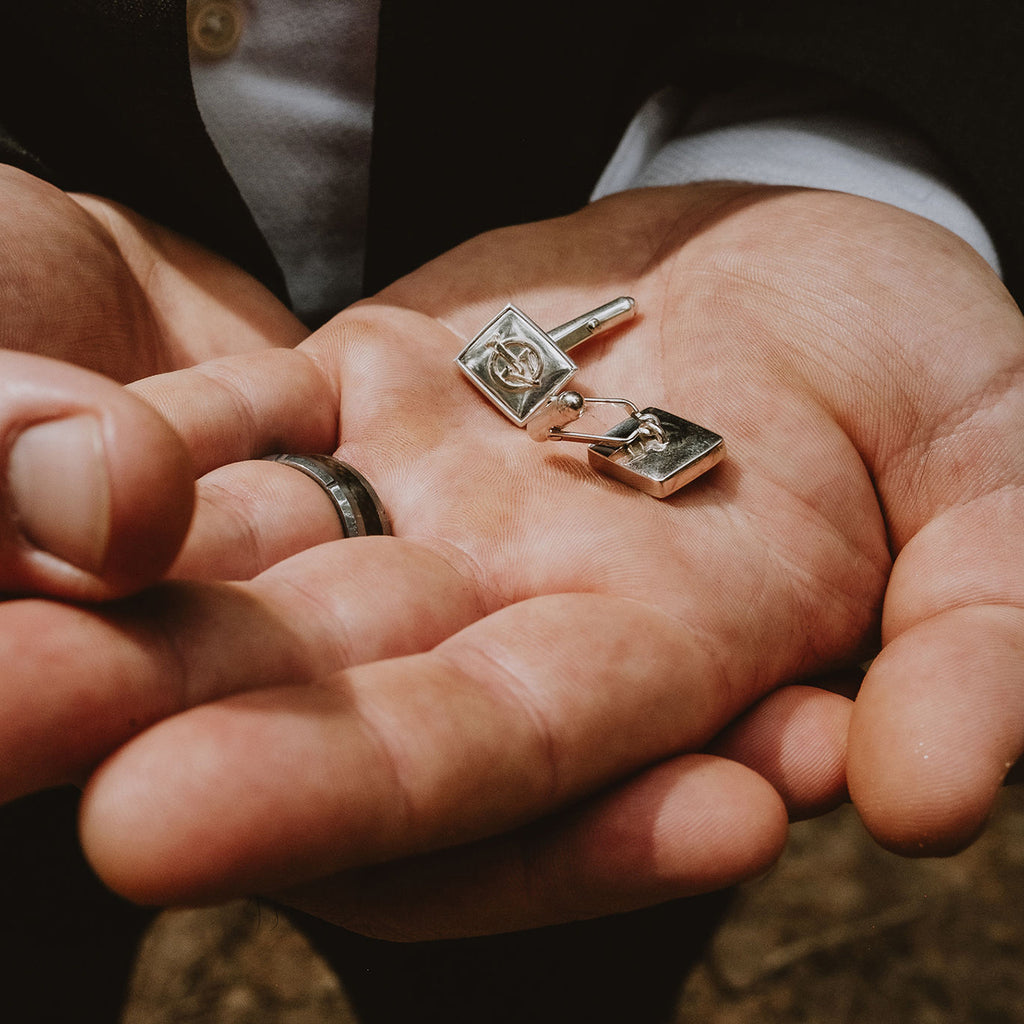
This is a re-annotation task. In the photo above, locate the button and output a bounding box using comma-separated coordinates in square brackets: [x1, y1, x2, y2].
[187, 0, 245, 60]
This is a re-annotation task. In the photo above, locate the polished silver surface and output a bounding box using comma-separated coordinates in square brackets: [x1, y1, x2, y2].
[525, 390, 586, 441]
[455, 305, 578, 426]
[543, 396, 643, 446]
[455, 297, 638, 426]
[588, 409, 725, 498]
[547, 296, 636, 352]
[264, 454, 391, 536]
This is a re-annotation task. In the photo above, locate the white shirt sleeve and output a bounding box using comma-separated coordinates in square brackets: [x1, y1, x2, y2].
[592, 88, 1001, 276]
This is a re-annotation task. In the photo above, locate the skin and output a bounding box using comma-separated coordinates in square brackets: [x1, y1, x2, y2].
[0, 164, 306, 598]
[0, 175, 1021, 939]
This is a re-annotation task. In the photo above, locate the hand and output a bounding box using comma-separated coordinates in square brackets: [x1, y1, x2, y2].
[0, 164, 305, 379]
[0, 164, 306, 597]
[6, 184, 1021, 938]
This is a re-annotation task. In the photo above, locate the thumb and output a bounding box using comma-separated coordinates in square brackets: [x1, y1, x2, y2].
[2, 352, 194, 599]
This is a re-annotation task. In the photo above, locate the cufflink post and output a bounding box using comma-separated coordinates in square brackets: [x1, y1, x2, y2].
[547, 296, 636, 352]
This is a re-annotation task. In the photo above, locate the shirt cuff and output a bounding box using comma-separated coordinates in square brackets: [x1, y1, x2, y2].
[592, 88, 1001, 276]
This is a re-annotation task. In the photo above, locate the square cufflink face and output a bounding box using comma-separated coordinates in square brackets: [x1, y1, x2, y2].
[455, 305, 577, 426]
[588, 409, 725, 498]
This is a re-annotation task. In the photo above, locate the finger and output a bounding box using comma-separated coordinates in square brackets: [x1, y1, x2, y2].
[129, 345, 340, 476]
[279, 755, 788, 940]
[0, 538, 487, 802]
[80, 595, 757, 906]
[0, 351, 193, 599]
[169, 460, 345, 580]
[850, 604, 1024, 854]
[0, 585, 312, 802]
[709, 681, 854, 820]
[849, 489, 1024, 854]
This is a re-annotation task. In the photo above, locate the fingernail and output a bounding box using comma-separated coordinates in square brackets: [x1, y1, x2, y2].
[8, 415, 111, 574]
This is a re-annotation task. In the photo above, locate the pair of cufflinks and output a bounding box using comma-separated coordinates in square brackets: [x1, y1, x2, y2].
[456, 298, 724, 498]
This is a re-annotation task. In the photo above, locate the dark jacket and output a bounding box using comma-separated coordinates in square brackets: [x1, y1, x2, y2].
[1, 1, 1021, 304]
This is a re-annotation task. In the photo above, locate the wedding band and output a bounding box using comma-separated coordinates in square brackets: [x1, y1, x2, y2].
[264, 454, 391, 537]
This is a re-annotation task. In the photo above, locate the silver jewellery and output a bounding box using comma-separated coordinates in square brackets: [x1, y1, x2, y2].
[264, 454, 391, 537]
[455, 298, 724, 498]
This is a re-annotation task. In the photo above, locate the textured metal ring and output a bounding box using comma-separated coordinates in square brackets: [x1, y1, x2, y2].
[264, 454, 391, 538]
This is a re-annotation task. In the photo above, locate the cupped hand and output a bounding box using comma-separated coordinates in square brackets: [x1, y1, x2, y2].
[0, 164, 306, 597]
[8, 183, 1022, 937]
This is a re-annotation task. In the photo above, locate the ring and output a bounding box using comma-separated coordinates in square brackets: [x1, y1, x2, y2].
[264, 454, 391, 537]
